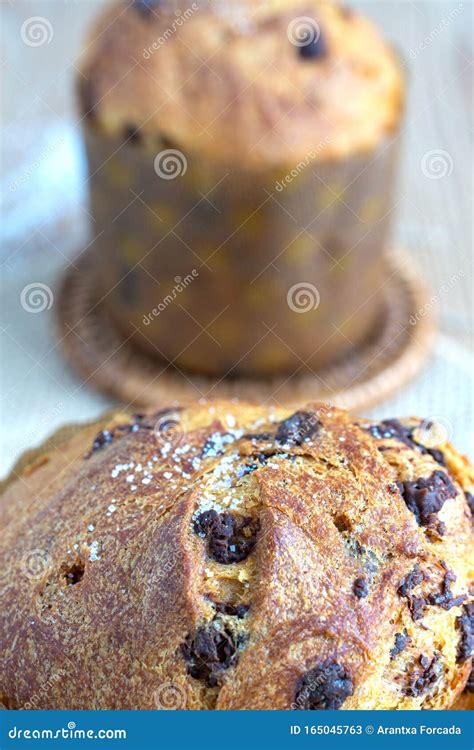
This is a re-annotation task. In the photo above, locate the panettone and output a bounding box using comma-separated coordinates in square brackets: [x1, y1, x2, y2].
[78, 0, 402, 166]
[76, 0, 404, 377]
[1, 401, 472, 710]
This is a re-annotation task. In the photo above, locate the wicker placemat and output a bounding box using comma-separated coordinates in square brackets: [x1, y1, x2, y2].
[56, 248, 435, 412]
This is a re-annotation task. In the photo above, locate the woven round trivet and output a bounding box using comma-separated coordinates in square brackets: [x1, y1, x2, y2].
[56, 248, 435, 412]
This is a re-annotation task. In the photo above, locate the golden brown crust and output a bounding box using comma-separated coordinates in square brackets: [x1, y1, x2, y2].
[77, 0, 403, 167]
[0, 402, 472, 709]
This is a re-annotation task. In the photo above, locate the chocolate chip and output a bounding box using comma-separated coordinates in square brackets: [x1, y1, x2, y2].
[465, 492, 474, 516]
[294, 661, 353, 710]
[406, 654, 441, 697]
[194, 510, 259, 564]
[242, 432, 274, 442]
[397, 470, 457, 527]
[237, 461, 261, 477]
[456, 603, 474, 663]
[276, 411, 321, 447]
[466, 665, 474, 692]
[63, 562, 85, 586]
[353, 577, 369, 598]
[390, 629, 411, 659]
[398, 565, 424, 597]
[398, 565, 427, 620]
[90, 429, 113, 454]
[298, 25, 327, 60]
[367, 419, 446, 465]
[132, 0, 160, 16]
[84, 414, 155, 458]
[237, 452, 294, 477]
[214, 602, 249, 619]
[124, 124, 141, 144]
[201, 432, 233, 459]
[426, 448, 446, 466]
[181, 623, 238, 687]
[427, 566, 466, 611]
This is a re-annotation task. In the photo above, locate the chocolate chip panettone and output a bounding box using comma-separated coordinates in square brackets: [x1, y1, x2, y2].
[1, 402, 472, 710]
[77, 0, 404, 377]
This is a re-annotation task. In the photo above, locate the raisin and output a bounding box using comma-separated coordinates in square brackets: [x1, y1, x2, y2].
[456, 603, 474, 663]
[390, 629, 411, 659]
[465, 492, 474, 516]
[276, 411, 321, 447]
[181, 624, 237, 687]
[397, 470, 457, 526]
[353, 577, 369, 598]
[294, 661, 353, 710]
[298, 26, 327, 60]
[194, 510, 259, 564]
[406, 654, 441, 697]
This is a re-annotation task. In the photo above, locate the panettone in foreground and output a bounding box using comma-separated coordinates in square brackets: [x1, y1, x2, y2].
[0, 402, 472, 709]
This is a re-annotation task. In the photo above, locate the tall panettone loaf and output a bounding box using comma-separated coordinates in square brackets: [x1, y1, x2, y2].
[0, 402, 472, 709]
